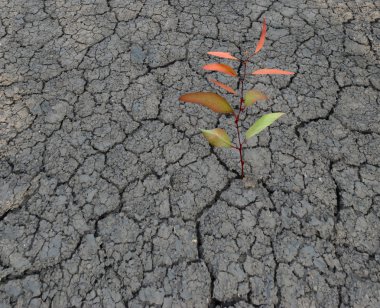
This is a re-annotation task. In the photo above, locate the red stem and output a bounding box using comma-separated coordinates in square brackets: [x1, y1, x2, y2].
[234, 60, 247, 178]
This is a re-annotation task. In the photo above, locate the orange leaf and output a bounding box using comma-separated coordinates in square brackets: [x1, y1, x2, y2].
[252, 69, 294, 75]
[179, 92, 234, 114]
[207, 51, 239, 60]
[203, 63, 238, 77]
[209, 78, 237, 95]
[255, 17, 267, 54]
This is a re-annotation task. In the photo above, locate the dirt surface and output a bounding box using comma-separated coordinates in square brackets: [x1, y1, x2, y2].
[0, 0, 379, 307]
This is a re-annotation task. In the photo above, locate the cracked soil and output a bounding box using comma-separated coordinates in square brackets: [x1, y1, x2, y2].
[0, 0, 379, 307]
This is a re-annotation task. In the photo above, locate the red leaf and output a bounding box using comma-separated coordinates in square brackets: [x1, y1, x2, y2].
[203, 63, 238, 77]
[209, 78, 237, 95]
[179, 92, 234, 114]
[255, 17, 267, 54]
[252, 69, 294, 75]
[207, 51, 239, 60]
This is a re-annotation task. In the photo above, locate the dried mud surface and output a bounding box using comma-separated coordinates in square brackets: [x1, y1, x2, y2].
[0, 0, 379, 307]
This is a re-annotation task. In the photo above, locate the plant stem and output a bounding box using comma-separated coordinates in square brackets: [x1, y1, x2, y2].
[234, 60, 247, 178]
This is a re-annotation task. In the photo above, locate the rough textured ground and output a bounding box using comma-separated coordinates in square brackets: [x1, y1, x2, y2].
[0, 0, 379, 307]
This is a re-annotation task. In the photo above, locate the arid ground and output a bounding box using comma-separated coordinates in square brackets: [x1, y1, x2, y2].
[1, 0, 379, 307]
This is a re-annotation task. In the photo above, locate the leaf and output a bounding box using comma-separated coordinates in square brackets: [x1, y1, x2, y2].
[207, 51, 239, 60]
[179, 92, 234, 114]
[245, 113, 285, 139]
[201, 128, 232, 148]
[203, 63, 238, 77]
[244, 89, 268, 106]
[255, 17, 267, 54]
[252, 69, 294, 75]
[209, 78, 237, 95]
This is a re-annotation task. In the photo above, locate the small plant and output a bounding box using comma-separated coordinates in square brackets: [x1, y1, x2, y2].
[179, 17, 295, 178]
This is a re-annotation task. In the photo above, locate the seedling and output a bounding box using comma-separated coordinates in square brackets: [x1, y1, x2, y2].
[179, 18, 295, 178]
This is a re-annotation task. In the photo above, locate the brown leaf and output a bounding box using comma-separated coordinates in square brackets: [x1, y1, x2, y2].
[179, 92, 234, 114]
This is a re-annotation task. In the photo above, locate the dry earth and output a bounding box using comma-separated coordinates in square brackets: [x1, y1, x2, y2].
[0, 0, 379, 307]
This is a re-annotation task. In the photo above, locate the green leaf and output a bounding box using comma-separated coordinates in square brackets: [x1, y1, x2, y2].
[245, 113, 285, 139]
[244, 89, 268, 106]
[201, 128, 232, 148]
[179, 92, 234, 114]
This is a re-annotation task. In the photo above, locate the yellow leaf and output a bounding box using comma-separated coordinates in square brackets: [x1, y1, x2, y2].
[201, 128, 232, 147]
[246, 113, 285, 139]
[244, 89, 268, 106]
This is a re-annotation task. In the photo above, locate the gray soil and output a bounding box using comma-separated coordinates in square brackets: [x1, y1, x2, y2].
[1, 0, 379, 307]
